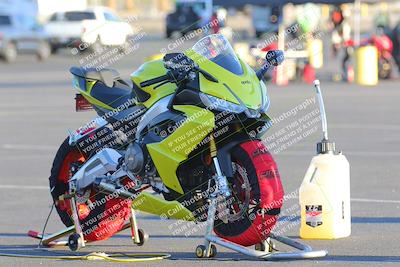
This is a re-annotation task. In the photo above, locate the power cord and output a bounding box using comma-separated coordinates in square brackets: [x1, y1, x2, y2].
[37, 202, 55, 248]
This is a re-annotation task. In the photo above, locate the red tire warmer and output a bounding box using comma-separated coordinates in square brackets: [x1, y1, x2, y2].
[215, 141, 284, 246]
[56, 149, 132, 242]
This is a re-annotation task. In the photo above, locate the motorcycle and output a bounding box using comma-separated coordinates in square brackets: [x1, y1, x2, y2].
[49, 34, 285, 252]
[372, 32, 394, 79]
[343, 30, 394, 81]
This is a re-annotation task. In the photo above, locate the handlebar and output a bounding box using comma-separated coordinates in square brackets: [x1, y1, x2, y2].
[140, 74, 169, 87]
[140, 53, 219, 88]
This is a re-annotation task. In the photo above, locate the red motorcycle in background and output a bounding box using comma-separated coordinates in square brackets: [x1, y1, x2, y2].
[343, 30, 394, 81]
[372, 33, 394, 79]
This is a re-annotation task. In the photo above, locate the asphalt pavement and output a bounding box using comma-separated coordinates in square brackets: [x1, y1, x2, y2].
[0, 37, 400, 267]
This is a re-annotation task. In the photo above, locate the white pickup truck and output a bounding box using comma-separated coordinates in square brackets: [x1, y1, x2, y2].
[45, 7, 133, 53]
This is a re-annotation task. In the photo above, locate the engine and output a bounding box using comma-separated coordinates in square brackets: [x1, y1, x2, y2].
[124, 142, 145, 174]
[124, 142, 169, 194]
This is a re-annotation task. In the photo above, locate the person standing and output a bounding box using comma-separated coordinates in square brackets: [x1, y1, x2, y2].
[391, 22, 400, 74]
[330, 5, 344, 57]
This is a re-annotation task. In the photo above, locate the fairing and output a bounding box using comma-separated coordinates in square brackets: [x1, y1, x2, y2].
[131, 34, 268, 112]
[130, 60, 176, 108]
[186, 34, 266, 111]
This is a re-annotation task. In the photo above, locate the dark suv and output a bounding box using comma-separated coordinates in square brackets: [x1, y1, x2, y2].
[166, 5, 201, 38]
[0, 13, 50, 63]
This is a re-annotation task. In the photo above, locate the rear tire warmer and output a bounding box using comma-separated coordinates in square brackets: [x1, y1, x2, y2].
[214, 140, 284, 247]
[49, 137, 131, 242]
[49, 137, 82, 227]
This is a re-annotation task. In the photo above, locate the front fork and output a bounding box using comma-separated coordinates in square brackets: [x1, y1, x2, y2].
[202, 135, 231, 257]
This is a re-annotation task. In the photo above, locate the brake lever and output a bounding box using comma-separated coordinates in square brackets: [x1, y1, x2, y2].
[164, 55, 218, 83]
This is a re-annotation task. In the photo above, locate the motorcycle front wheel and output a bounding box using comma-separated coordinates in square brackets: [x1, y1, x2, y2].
[213, 140, 284, 247]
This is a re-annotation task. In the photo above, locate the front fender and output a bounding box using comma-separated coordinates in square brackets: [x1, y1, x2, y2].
[216, 137, 255, 178]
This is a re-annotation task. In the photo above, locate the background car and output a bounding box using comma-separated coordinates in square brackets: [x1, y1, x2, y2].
[251, 5, 282, 38]
[0, 13, 50, 62]
[166, 0, 212, 38]
[45, 7, 133, 53]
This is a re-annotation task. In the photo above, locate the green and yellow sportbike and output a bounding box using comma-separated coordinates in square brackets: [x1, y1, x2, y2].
[49, 34, 285, 248]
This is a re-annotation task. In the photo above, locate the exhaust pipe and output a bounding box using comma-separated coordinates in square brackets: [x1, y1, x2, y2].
[94, 178, 136, 200]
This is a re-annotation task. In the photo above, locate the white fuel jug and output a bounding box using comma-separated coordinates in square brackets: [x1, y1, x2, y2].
[299, 80, 351, 239]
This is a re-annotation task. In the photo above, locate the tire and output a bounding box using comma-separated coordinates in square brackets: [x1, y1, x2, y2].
[49, 137, 132, 242]
[49, 137, 86, 227]
[50, 44, 59, 54]
[90, 37, 103, 53]
[68, 233, 83, 251]
[213, 140, 284, 247]
[166, 28, 172, 38]
[37, 41, 51, 61]
[118, 38, 130, 55]
[378, 57, 392, 79]
[136, 229, 149, 246]
[4, 42, 17, 63]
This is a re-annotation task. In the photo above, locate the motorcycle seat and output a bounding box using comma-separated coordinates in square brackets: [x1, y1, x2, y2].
[70, 67, 134, 109]
[70, 67, 120, 87]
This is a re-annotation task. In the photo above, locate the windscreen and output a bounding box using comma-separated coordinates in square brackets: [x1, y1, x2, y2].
[192, 34, 243, 75]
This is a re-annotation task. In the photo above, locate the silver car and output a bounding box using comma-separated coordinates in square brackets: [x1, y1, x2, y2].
[0, 13, 51, 63]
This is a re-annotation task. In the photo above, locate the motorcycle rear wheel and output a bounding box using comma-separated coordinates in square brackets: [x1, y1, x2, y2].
[49, 137, 132, 242]
[49, 137, 86, 227]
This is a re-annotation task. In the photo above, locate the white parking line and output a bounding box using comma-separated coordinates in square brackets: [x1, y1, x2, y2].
[351, 198, 400, 204]
[330, 123, 400, 130]
[1, 155, 52, 161]
[285, 195, 400, 204]
[0, 184, 48, 190]
[278, 151, 400, 156]
[1, 144, 57, 151]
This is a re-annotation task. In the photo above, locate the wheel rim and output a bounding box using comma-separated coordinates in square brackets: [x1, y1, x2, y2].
[217, 161, 252, 223]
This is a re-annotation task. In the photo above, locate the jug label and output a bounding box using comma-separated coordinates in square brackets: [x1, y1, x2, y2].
[305, 205, 323, 227]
